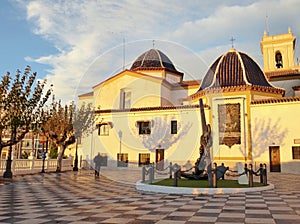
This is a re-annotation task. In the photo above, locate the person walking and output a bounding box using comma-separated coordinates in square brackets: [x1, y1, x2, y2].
[93, 153, 102, 177]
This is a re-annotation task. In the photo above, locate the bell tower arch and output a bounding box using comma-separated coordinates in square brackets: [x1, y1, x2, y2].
[260, 27, 296, 72]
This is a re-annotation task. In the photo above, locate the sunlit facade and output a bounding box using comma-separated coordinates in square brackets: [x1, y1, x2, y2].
[79, 29, 300, 174]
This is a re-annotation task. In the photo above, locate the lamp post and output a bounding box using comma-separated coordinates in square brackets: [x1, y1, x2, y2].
[73, 137, 79, 171]
[40, 133, 47, 173]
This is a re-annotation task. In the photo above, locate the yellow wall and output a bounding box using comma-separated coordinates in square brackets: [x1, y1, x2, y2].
[251, 101, 300, 174]
[261, 29, 296, 72]
[81, 107, 203, 167]
[93, 71, 163, 110]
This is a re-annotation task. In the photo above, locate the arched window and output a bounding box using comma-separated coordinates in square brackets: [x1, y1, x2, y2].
[275, 51, 283, 68]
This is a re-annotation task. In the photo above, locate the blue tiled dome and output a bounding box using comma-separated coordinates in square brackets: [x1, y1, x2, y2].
[199, 48, 273, 90]
[131, 49, 178, 72]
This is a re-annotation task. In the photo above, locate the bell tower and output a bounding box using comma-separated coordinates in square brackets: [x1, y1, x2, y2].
[260, 27, 296, 72]
[260, 28, 300, 96]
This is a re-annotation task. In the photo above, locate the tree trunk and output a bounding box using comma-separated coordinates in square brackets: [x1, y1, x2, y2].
[3, 128, 16, 178]
[56, 145, 66, 172]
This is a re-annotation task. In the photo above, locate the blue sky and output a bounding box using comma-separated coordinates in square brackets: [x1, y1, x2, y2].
[0, 1, 56, 78]
[1, 0, 300, 102]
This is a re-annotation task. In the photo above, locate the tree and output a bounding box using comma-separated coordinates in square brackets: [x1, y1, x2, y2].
[0, 66, 52, 178]
[43, 100, 94, 172]
[72, 102, 94, 171]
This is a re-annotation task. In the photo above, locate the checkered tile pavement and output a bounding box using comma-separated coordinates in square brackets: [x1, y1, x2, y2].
[0, 170, 299, 224]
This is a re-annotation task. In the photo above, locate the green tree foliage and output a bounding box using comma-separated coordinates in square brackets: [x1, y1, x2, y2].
[49, 145, 58, 159]
[43, 100, 94, 172]
[0, 66, 52, 155]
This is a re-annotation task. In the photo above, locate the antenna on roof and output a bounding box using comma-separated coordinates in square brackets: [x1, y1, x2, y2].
[265, 13, 270, 35]
[123, 37, 125, 71]
[230, 36, 236, 48]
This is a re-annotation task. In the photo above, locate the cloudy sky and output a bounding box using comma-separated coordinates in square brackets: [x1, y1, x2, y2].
[1, 0, 300, 102]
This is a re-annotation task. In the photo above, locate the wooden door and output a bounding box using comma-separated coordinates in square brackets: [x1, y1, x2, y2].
[156, 149, 164, 170]
[269, 146, 281, 172]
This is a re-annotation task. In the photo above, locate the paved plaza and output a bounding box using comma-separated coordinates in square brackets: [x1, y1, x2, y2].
[0, 169, 300, 224]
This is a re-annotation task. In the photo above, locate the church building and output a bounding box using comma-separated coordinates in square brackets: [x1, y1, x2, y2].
[79, 28, 300, 174]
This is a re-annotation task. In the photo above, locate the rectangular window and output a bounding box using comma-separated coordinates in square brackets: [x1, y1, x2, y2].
[117, 153, 128, 167]
[171, 120, 177, 134]
[138, 121, 151, 135]
[139, 153, 150, 166]
[292, 146, 300, 159]
[120, 89, 131, 109]
[98, 124, 109, 136]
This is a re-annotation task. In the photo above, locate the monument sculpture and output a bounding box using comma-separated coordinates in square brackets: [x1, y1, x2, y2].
[181, 99, 213, 184]
[180, 99, 230, 187]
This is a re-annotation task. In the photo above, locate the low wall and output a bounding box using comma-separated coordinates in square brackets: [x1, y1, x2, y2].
[0, 158, 72, 176]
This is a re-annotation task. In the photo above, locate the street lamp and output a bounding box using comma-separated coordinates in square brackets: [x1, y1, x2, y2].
[40, 133, 47, 173]
[73, 136, 79, 171]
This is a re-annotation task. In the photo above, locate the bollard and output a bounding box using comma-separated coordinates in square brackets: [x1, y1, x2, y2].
[142, 166, 145, 183]
[174, 169, 178, 187]
[169, 162, 173, 179]
[173, 163, 180, 187]
[212, 162, 217, 188]
[259, 163, 263, 184]
[249, 164, 253, 187]
[244, 163, 248, 175]
[150, 166, 154, 184]
[263, 163, 267, 186]
[221, 163, 225, 180]
[150, 163, 155, 183]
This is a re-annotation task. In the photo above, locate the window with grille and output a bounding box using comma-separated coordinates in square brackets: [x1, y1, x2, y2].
[139, 153, 150, 166]
[137, 121, 151, 135]
[171, 120, 177, 134]
[98, 124, 109, 136]
[117, 153, 128, 167]
[292, 146, 300, 159]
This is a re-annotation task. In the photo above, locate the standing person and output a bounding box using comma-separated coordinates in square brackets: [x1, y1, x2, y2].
[93, 153, 101, 177]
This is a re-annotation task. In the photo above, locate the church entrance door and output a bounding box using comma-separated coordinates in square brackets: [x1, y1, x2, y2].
[269, 146, 281, 172]
[155, 149, 164, 171]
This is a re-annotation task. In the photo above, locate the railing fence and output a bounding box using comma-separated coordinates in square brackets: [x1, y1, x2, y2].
[0, 158, 72, 176]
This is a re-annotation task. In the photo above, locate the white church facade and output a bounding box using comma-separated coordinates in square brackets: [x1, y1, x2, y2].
[79, 29, 300, 174]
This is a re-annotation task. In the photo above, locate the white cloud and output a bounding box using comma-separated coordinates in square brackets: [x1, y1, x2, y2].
[21, 0, 300, 102]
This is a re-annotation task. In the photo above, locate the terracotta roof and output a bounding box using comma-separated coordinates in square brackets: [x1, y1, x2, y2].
[265, 69, 300, 80]
[95, 104, 205, 114]
[251, 96, 300, 105]
[93, 69, 167, 89]
[181, 80, 201, 86]
[78, 92, 93, 97]
[130, 49, 178, 72]
[191, 85, 285, 100]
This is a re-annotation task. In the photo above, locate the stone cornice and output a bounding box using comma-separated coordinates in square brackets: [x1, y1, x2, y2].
[190, 85, 285, 100]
